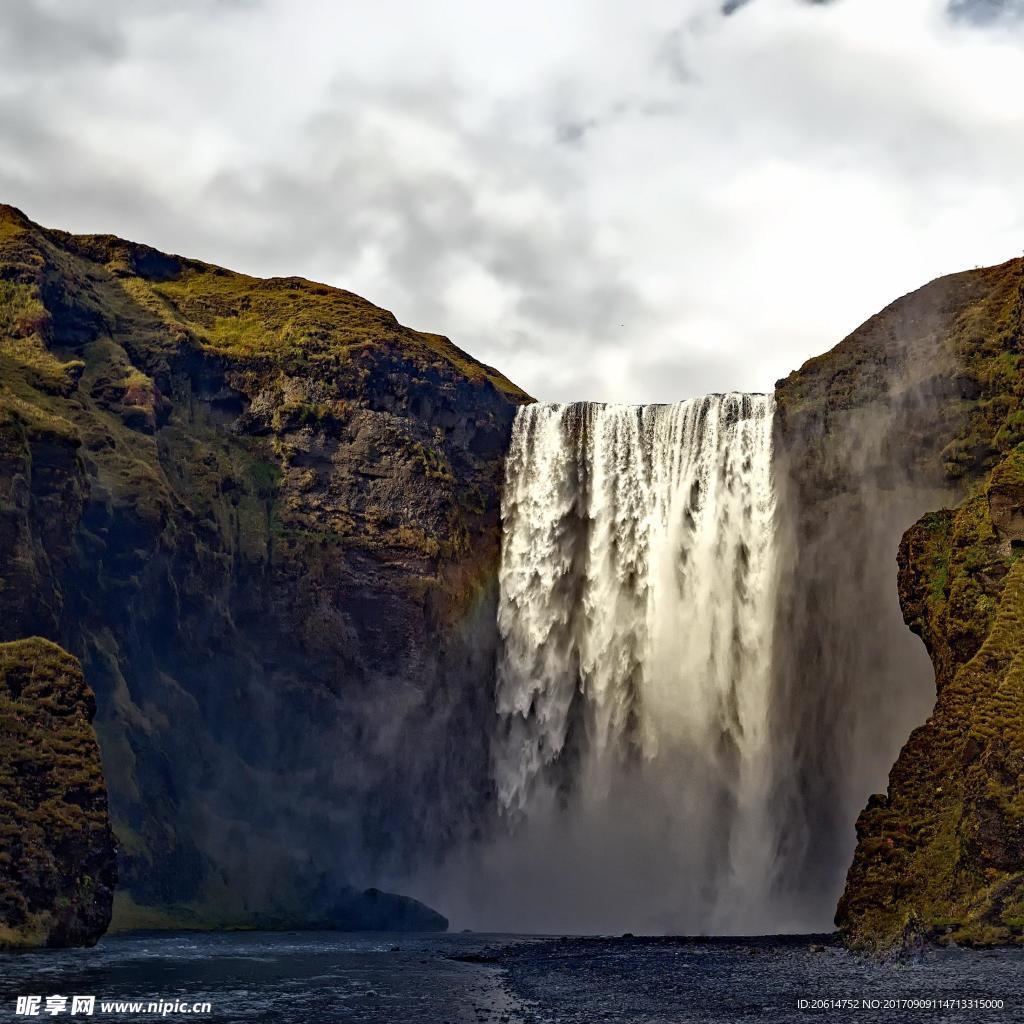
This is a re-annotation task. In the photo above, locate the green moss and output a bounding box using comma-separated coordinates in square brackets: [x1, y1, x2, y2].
[108, 892, 226, 933]
[834, 259, 1024, 952]
[271, 398, 347, 432]
[778, 258, 1023, 490]
[840, 457, 1024, 951]
[943, 265, 1024, 475]
[140, 267, 529, 399]
[0, 279, 47, 338]
[410, 440, 455, 483]
[247, 455, 282, 496]
[0, 384, 80, 446]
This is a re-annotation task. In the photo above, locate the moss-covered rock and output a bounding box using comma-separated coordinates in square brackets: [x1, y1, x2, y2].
[834, 258, 1024, 951]
[0, 203, 529, 928]
[0, 637, 116, 948]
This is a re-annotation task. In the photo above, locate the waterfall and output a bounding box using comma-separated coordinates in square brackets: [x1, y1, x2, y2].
[491, 394, 784, 934]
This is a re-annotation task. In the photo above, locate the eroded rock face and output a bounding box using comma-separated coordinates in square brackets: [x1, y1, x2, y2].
[0, 204, 529, 928]
[831, 259, 1024, 950]
[837, 453, 1024, 949]
[0, 637, 117, 948]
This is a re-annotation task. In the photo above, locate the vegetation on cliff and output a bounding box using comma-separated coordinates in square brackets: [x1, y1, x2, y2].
[776, 255, 1023, 488]
[0, 204, 528, 930]
[0, 637, 116, 948]
[771, 254, 1024, 924]
[833, 256, 1024, 950]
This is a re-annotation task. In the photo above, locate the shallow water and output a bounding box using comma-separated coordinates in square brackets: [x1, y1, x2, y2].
[1, 932, 1021, 1022]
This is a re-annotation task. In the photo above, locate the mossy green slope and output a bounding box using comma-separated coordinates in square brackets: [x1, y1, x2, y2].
[0, 203, 529, 929]
[834, 258, 1024, 950]
[0, 637, 116, 948]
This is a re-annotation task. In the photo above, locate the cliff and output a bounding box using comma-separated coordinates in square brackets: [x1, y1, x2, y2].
[772, 254, 1024, 936]
[834, 258, 1024, 949]
[0, 204, 528, 931]
[0, 637, 116, 948]
[771, 247, 1024, 948]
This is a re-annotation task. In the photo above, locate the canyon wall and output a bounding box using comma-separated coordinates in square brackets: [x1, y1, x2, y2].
[0, 205, 528, 930]
[3, 201, 1023, 947]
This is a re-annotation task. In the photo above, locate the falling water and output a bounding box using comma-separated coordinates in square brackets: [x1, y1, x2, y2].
[491, 394, 783, 933]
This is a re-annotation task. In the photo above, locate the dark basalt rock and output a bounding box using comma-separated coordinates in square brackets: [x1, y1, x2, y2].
[324, 888, 448, 933]
[0, 637, 117, 948]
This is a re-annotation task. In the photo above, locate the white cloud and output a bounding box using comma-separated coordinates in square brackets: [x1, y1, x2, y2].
[1, 0, 1022, 402]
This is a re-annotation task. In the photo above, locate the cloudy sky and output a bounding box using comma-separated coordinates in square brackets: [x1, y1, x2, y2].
[1, 0, 1022, 402]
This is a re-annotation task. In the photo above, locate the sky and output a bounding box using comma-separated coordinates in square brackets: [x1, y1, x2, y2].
[1, 0, 1023, 403]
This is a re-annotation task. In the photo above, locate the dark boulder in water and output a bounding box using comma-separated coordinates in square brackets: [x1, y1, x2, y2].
[325, 888, 448, 932]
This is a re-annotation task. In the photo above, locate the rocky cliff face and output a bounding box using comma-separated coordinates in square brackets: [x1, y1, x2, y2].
[833, 258, 1024, 949]
[0, 205, 529, 929]
[773, 255, 1024, 936]
[0, 637, 116, 948]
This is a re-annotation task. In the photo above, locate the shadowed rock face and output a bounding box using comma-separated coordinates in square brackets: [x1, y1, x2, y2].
[0, 637, 117, 948]
[0, 204, 529, 930]
[773, 255, 1024, 940]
